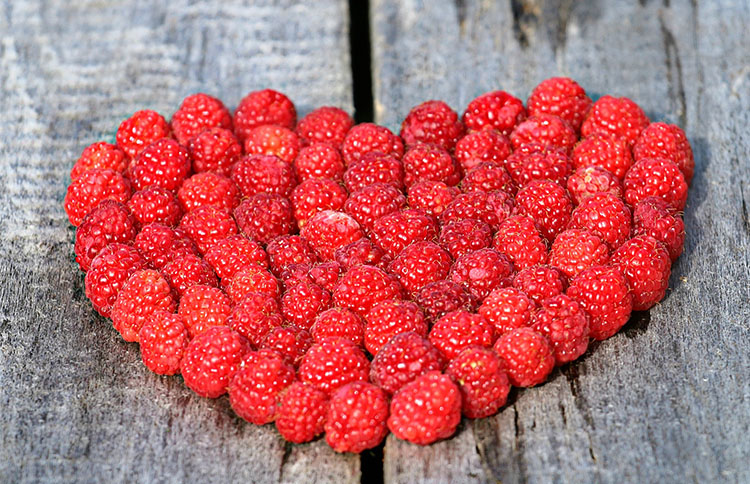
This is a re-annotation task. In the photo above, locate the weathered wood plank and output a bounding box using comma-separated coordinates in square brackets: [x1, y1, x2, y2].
[0, 1, 357, 483]
[371, 0, 750, 482]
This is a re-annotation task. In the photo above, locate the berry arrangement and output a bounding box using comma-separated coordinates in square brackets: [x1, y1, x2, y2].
[65, 79, 692, 452]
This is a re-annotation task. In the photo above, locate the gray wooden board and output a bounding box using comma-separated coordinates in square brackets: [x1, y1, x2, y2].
[0, 1, 358, 483]
[371, 0, 750, 483]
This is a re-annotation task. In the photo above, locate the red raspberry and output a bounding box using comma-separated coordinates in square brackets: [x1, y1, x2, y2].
[567, 265, 633, 340]
[225, 265, 280, 303]
[260, 325, 313, 367]
[234, 193, 294, 244]
[611, 235, 671, 311]
[344, 183, 406, 233]
[462, 90, 526, 135]
[365, 299, 428, 355]
[300, 210, 365, 260]
[243, 124, 300, 164]
[530, 294, 590, 365]
[203, 234, 267, 281]
[170, 93, 232, 145]
[402, 144, 460, 187]
[407, 180, 459, 217]
[266, 235, 319, 276]
[291, 178, 347, 228]
[74, 200, 137, 271]
[134, 224, 198, 271]
[624, 158, 688, 211]
[400, 100, 465, 151]
[333, 265, 403, 316]
[479, 286, 536, 335]
[178, 285, 232, 338]
[187, 127, 242, 177]
[429, 310, 495, 360]
[325, 382, 389, 453]
[334, 238, 391, 270]
[581, 95, 650, 146]
[446, 346, 510, 418]
[440, 191, 500, 229]
[514, 180, 573, 241]
[64, 169, 131, 226]
[181, 326, 251, 398]
[493, 327, 554, 387]
[275, 382, 329, 443]
[281, 280, 331, 330]
[230, 154, 296, 198]
[177, 172, 240, 213]
[572, 132, 633, 180]
[161, 254, 218, 298]
[371, 209, 438, 258]
[510, 114, 577, 153]
[492, 215, 548, 271]
[513, 265, 568, 305]
[311, 307, 365, 347]
[127, 186, 182, 228]
[84, 243, 146, 317]
[387, 241, 451, 295]
[299, 337, 370, 394]
[179, 206, 237, 254]
[527, 77, 592, 132]
[633, 122, 694, 184]
[454, 129, 512, 172]
[388, 371, 462, 445]
[449, 248, 514, 302]
[116, 109, 170, 158]
[293, 142, 345, 182]
[341, 123, 404, 166]
[370, 332, 445, 395]
[111, 269, 175, 342]
[138, 311, 188, 375]
[129, 139, 191, 193]
[633, 197, 685, 260]
[568, 192, 632, 250]
[504, 143, 572, 187]
[228, 292, 283, 346]
[486, 189, 516, 224]
[233, 89, 296, 142]
[567, 165, 623, 205]
[415, 280, 476, 322]
[461, 162, 516, 194]
[296, 106, 353, 148]
[228, 350, 295, 425]
[344, 151, 404, 192]
[549, 228, 610, 278]
[439, 219, 492, 259]
[306, 261, 343, 292]
[71, 141, 127, 180]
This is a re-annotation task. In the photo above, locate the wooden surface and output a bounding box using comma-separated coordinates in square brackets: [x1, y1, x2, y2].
[0, 0, 748, 483]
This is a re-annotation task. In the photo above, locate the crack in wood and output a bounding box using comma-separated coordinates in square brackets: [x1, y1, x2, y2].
[659, 10, 687, 127]
[510, 0, 539, 49]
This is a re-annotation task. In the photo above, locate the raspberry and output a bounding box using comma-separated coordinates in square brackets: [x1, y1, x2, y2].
[228, 350, 295, 425]
[64, 169, 131, 226]
[624, 158, 688, 211]
[504, 143, 572, 187]
[530, 294, 590, 365]
[203, 234, 268, 281]
[129, 138, 191, 193]
[400, 100, 465, 151]
[138, 311, 188, 375]
[407, 180, 459, 217]
[334, 238, 391, 270]
[479, 286, 536, 335]
[234, 193, 294, 244]
[260, 325, 313, 367]
[281, 280, 331, 330]
[84, 243, 147, 317]
[486, 189, 516, 224]
[527, 77, 592, 132]
[633, 122, 694, 184]
[178, 285, 232, 338]
[127, 186, 183, 228]
[449, 248, 514, 302]
[181, 326, 251, 398]
[415, 280, 476, 322]
[510, 114, 577, 153]
[462, 90, 526, 135]
[300, 210, 365, 260]
[454, 129, 512, 172]
[243, 124, 300, 164]
[440, 191, 500, 229]
[513, 265, 568, 305]
[333, 265, 403, 316]
[633, 196, 685, 260]
[229, 154, 296, 199]
[344, 183, 406, 233]
[364, 299, 428, 355]
[439, 219, 493, 259]
[549, 228, 610, 278]
[492, 215, 548, 271]
[572, 132, 634, 180]
[341, 122, 404, 166]
[111, 269, 175, 342]
[325, 382, 389, 453]
[371, 209, 439, 258]
[402, 144, 460, 187]
[306, 261, 343, 292]
[71, 141, 127, 180]
[581, 95, 650, 146]
[74, 200, 137, 272]
[387, 241, 451, 295]
[228, 292, 283, 346]
[116, 109, 170, 158]
[187, 127, 242, 177]
[298, 337, 370, 394]
[290, 178, 348, 228]
[311, 307, 365, 347]
[177, 172, 240, 213]
[568, 192, 632, 250]
[514, 180, 573, 241]
[275, 382, 329, 443]
[566, 265, 633, 340]
[266, 235, 319, 276]
[493, 327, 554, 387]
[429, 310, 495, 360]
[233, 89, 296, 142]
[293, 142, 346, 182]
[370, 332, 445, 395]
[566, 165, 623, 205]
[611, 235, 671, 311]
[388, 371, 461, 445]
[161, 254, 218, 298]
[344, 151, 404, 192]
[446, 346, 510, 418]
[296, 106, 353, 148]
[170, 93, 232, 145]
[224, 265, 281, 303]
[179, 205, 238, 254]
[461, 162, 516, 194]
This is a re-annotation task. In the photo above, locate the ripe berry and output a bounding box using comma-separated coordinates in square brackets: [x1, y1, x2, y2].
[454, 129, 512, 171]
[311, 307, 365, 347]
[233, 193, 294, 244]
[486, 189, 516, 223]
[334, 238, 391, 270]
[581, 95, 650, 146]
[449, 248, 514, 302]
[290, 178, 348, 228]
[492, 215, 548, 271]
[116, 109, 170, 158]
[568, 192, 632, 250]
[633, 122, 694, 184]
[233, 89, 296, 142]
[129, 138, 191, 193]
[461, 162, 516, 194]
[462, 90, 526, 135]
[293, 142, 346, 182]
[177, 172, 240, 213]
[64, 168, 131, 226]
[266, 235, 319, 276]
[530, 294, 590, 365]
[187, 127, 242, 177]
[179, 205, 238, 254]
[504, 143, 572, 187]
[387, 241, 452, 295]
[527, 77, 592, 132]
[439, 219, 493, 259]
[281, 280, 331, 330]
[633, 196, 685, 261]
[566, 165, 623, 205]
[624, 158, 688, 211]
[161, 254, 218, 298]
[549, 228, 610, 278]
[231, 154, 297, 198]
[298, 337, 370, 394]
[138, 311, 188, 375]
[170, 93, 232, 145]
[415, 280, 476, 322]
[513, 265, 568, 305]
[514, 180, 573, 241]
[70, 141, 127, 180]
[440, 191, 500, 229]
[111, 269, 175, 342]
[203, 234, 268, 281]
[296, 106, 353, 148]
[127, 186, 183, 228]
[344, 183, 406, 233]
[243, 124, 300, 164]
[402, 144, 460, 187]
[479, 286, 536, 335]
[275, 382, 329, 443]
[510, 114, 577, 153]
[74, 200, 137, 272]
[371, 209, 438, 258]
[572, 132, 633, 180]
[611, 235, 671, 311]
[181, 326, 251, 398]
[178, 285, 232, 338]
[400, 100, 465, 151]
[325, 382, 389, 453]
[493, 327, 554, 387]
[370, 332, 445, 395]
[341, 122, 404, 166]
[344, 151, 404, 192]
[300, 210, 365, 260]
[228, 292, 283, 346]
[84, 243, 147, 317]
[407, 180, 460, 217]
[260, 325, 313, 367]
[566, 265, 633, 340]
[446, 346, 510, 418]
[333, 265, 403, 317]
[228, 350, 295, 425]
[364, 299, 428, 355]
[224, 265, 280, 303]
[429, 310, 495, 360]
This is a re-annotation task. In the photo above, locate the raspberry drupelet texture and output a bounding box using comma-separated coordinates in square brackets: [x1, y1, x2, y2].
[449, 248, 514, 302]
[311, 307, 365, 347]
[161, 254, 218, 298]
[179, 205, 238, 254]
[291, 178, 348, 228]
[333, 264, 403, 316]
[178, 285, 232, 338]
[334, 238, 391, 270]
[233, 89, 296, 142]
[344, 183, 407, 234]
[64, 168, 132, 226]
[177, 172, 240, 213]
[566, 165, 623, 205]
[462, 90, 527, 135]
[129, 138, 191, 194]
[633, 196, 685, 261]
[446, 346, 511, 418]
[116, 109, 170, 158]
[85, 243, 147, 317]
[581, 95, 650, 146]
[243, 124, 300, 164]
[181, 326, 251, 398]
[228, 350, 295, 425]
[266, 235, 319, 276]
[510, 114, 577, 153]
[402, 143, 461, 187]
[300, 210, 365, 260]
[111, 269, 176, 342]
[479, 286, 537, 336]
[364, 299, 428, 355]
[530, 294, 590, 365]
[228, 292, 284, 347]
[234, 193, 294, 244]
[461, 162, 516, 194]
[388, 241, 452, 295]
[407, 180, 460, 217]
[624, 158, 688, 211]
[139, 311, 188, 376]
[568, 192, 632, 250]
[187, 127, 242, 177]
[170, 93, 232, 145]
[128, 186, 183, 228]
[261, 325, 313, 368]
[371, 209, 439, 258]
[71, 141, 127, 180]
[415, 280, 476, 322]
[549, 228, 610, 278]
[514, 180, 573, 242]
[224, 265, 280, 303]
[440, 191, 500, 229]
[571, 132, 633, 180]
[527, 77, 592, 132]
[512, 265, 568, 305]
[296, 106, 353, 148]
[344, 151, 404, 192]
[566, 265, 633, 340]
[492, 215, 549, 271]
[325, 382, 390, 453]
[275, 382, 329, 444]
[74, 200, 137, 272]
[341, 122, 404, 166]
[231, 154, 297, 198]
[400, 100, 465, 151]
[633, 122, 695, 184]
[203, 234, 267, 281]
[611, 235, 672, 311]
[454, 129, 513, 172]
[504, 143, 572, 188]
[439, 218, 493, 259]
[428, 310, 495, 360]
[298, 337, 370, 394]
[493, 327, 555, 387]
[281, 280, 332, 330]
[370, 331, 445, 395]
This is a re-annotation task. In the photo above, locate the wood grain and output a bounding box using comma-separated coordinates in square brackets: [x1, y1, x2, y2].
[370, 0, 750, 482]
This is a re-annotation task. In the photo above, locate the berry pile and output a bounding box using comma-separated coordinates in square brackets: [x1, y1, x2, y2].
[65, 80, 692, 452]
